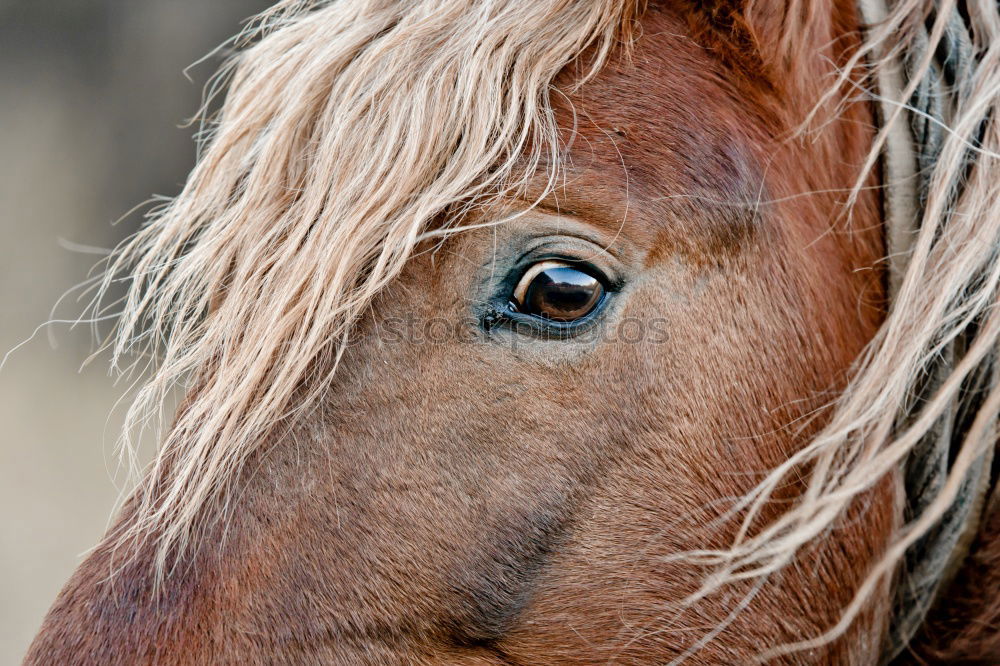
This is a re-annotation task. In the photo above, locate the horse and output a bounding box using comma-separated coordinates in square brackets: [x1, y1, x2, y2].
[24, 0, 1000, 663]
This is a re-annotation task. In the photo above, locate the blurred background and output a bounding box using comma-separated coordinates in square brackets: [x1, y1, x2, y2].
[0, 1, 270, 660]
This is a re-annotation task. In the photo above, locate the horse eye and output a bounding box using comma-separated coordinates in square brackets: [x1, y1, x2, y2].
[511, 260, 606, 322]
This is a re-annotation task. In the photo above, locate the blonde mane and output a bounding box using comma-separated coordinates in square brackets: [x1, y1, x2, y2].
[96, 0, 640, 580]
[93, 0, 999, 658]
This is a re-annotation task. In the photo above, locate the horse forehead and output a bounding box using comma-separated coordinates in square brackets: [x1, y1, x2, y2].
[544, 9, 769, 246]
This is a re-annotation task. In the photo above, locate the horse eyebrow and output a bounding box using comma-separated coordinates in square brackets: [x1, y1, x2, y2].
[523, 202, 628, 249]
[513, 162, 766, 274]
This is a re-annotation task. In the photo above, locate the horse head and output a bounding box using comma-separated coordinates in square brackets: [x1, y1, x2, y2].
[26, 0, 1000, 663]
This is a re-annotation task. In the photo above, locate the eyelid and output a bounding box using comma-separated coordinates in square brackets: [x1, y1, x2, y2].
[512, 260, 574, 305]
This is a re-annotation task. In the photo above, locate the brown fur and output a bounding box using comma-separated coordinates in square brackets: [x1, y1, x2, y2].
[28, 0, 997, 663]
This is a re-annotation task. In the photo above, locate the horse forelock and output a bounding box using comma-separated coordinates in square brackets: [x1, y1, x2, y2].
[96, 0, 643, 582]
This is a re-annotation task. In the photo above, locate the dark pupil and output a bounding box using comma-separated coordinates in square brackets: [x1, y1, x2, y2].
[522, 266, 604, 321]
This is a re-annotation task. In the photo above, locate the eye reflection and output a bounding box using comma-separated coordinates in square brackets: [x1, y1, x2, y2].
[511, 260, 605, 322]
